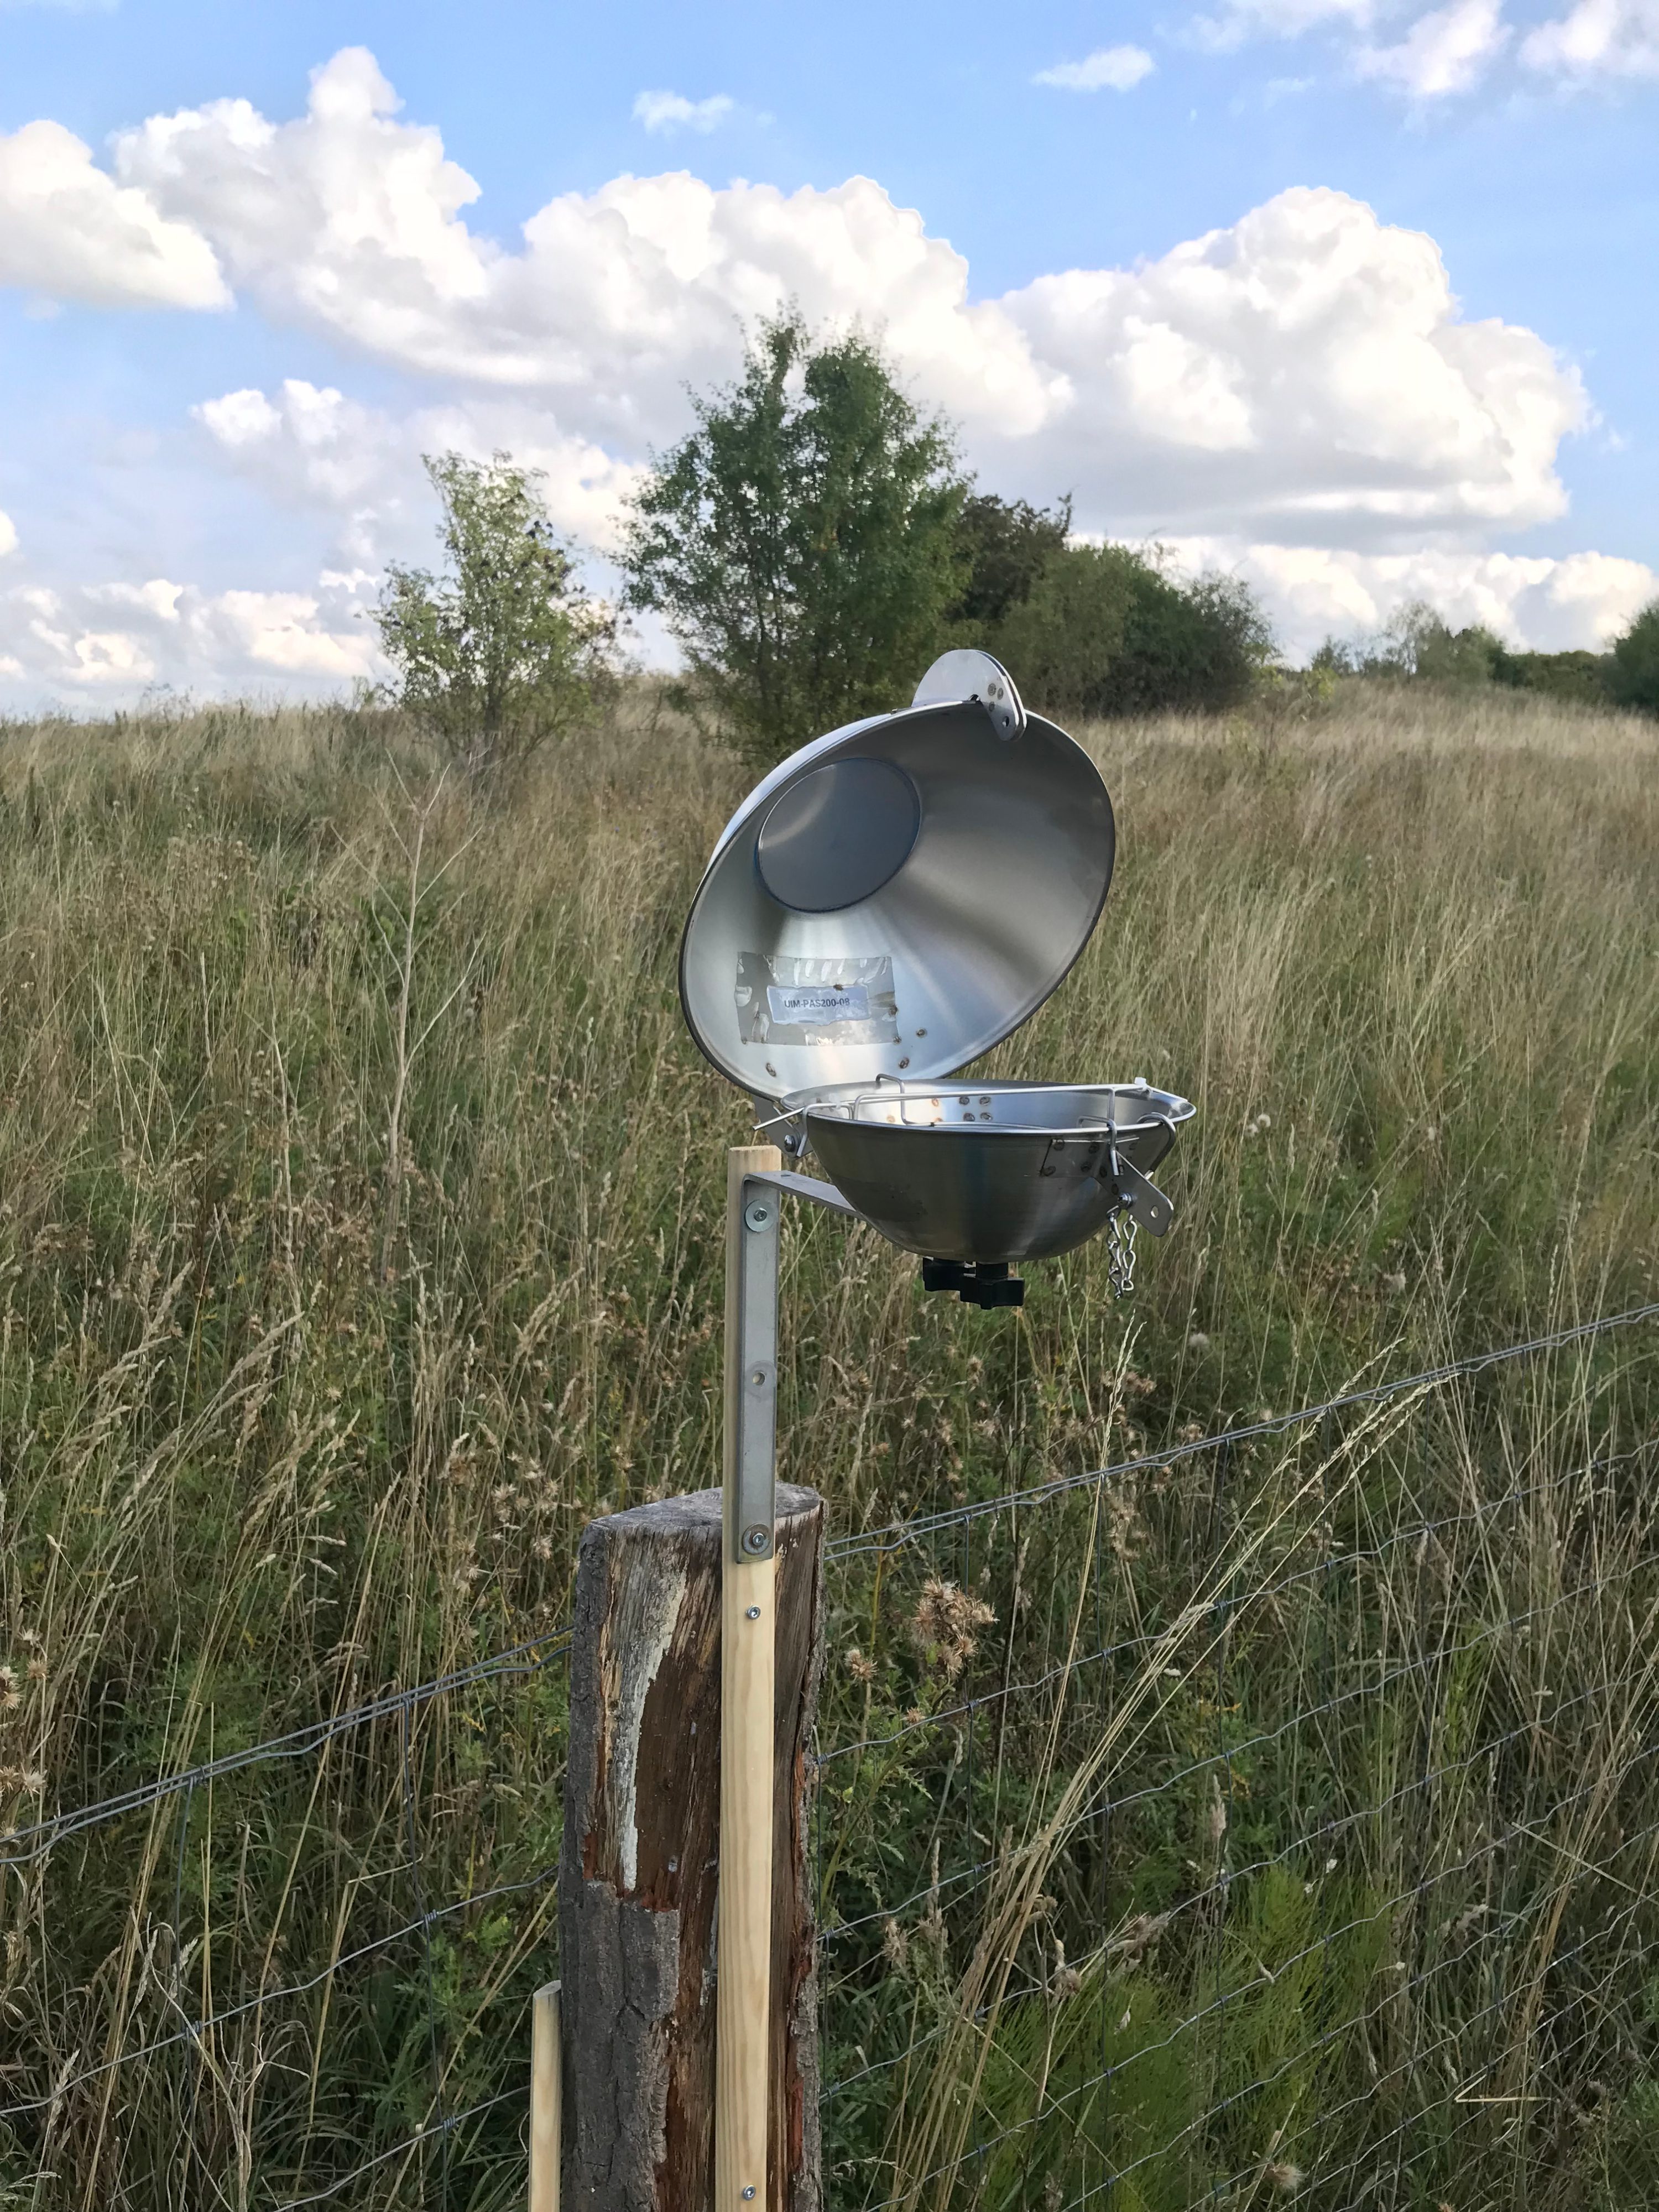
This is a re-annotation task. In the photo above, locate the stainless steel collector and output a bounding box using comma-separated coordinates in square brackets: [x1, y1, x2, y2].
[681, 648, 1194, 1324]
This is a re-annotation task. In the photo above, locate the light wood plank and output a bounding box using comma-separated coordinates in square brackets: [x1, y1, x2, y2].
[529, 1980, 561, 2212]
[717, 1143, 781, 2212]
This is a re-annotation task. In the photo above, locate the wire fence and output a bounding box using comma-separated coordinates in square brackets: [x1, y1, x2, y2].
[3, 1301, 1657, 2207]
[0, 1626, 571, 2208]
[812, 1302, 1659, 2212]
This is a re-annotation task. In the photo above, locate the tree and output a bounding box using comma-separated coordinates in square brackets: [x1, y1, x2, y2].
[989, 544, 1274, 719]
[1608, 600, 1659, 715]
[1490, 645, 1611, 705]
[620, 310, 968, 765]
[375, 451, 613, 775]
[948, 493, 1072, 629]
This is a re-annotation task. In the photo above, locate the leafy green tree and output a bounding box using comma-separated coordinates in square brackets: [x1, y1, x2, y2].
[989, 544, 1274, 719]
[1354, 600, 1499, 683]
[948, 493, 1072, 630]
[375, 451, 614, 776]
[1490, 645, 1613, 705]
[1608, 600, 1659, 715]
[620, 310, 967, 765]
[1412, 619, 1505, 686]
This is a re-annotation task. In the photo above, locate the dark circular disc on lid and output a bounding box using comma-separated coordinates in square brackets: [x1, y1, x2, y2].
[755, 757, 921, 913]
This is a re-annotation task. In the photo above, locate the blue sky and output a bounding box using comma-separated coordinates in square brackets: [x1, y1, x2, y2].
[1, 0, 1655, 701]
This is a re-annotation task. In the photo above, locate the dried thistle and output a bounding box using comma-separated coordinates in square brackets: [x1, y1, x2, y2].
[845, 1647, 877, 1685]
[1105, 1482, 1145, 1563]
[910, 1578, 995, 1681]
[1261, 2162, 1303, 2195]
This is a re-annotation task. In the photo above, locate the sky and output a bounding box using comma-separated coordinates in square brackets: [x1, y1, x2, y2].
[1, 0, 1656, 706]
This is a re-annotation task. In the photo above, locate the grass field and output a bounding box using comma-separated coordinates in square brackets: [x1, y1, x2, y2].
[0, 680, 1656, 2206]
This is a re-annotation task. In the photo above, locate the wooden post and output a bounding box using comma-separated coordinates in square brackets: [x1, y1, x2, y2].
[556, 1483, 823, 2212]
[530, 1982, 561, 2212]
[719, 1142, 781, 2212]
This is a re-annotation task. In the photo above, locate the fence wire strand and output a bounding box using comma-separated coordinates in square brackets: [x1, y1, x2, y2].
[4, 1298, 1656, 2207]
[815, 1305, 1659, 2212]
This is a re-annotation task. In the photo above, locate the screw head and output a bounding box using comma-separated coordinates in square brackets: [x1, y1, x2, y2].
[741, 1524, 771, 1557]
[744, 1201, 773, 1232]
[745, 1604, 761, 1620]
[742, 2190, 758, 2202]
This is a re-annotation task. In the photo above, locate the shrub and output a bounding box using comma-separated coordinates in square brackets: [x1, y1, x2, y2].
[990, 544, 1274, 719]
[948, 493, 1072, 629]
[1608, 600, 1659, 715]
[374, 451, 615, 778]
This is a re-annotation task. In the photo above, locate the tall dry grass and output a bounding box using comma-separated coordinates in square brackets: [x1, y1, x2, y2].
[0, 680, 1651, 2205]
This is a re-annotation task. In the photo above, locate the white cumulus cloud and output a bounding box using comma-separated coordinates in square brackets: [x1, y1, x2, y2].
[0, 567, 385, 701]
[632, 89, 736, 133]
[1033, 45, 1157, 90]
[95, 56, 1589, 551]
[988, 185, 1587, 544]
[1164, 538, 1659, 656]
[1522, 0, 1659, 75]
[1357, 0, 1510, 95]
[194, 377, 649, 563]
[0, 511, 17, 558]
[0, 118, 227, 308]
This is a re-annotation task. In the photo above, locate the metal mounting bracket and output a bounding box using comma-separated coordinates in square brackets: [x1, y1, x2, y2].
[729, 1167, 862, 1562]
[732, 1179, 781, 1563]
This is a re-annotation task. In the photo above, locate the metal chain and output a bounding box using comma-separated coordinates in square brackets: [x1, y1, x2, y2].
[1106, 1202, 1139, 1297]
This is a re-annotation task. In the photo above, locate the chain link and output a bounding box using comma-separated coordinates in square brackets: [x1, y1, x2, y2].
[1105, 1202, 1139, 1297]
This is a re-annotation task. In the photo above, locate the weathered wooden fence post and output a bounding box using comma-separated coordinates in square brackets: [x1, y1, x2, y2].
[556, 1483, 825, 2212]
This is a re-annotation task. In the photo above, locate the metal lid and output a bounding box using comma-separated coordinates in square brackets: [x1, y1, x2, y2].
[679, 653, 1115, 1104]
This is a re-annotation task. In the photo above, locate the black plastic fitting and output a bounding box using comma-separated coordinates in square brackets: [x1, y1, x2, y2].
[920, 1258, 1025, 1309]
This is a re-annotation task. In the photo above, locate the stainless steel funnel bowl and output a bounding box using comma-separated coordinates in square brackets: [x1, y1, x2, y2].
[679, 651, 1195, 1303]
[795, 1078, 1193, 1265]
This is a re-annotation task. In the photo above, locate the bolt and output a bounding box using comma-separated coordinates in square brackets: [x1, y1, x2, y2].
[742, 2190, 757, 2202]
[667, 1856, 679, 1872]
[749, 1365, 768, 1389]
[744, 1201, 772, 1232]
[745, 1605, 761, 1620]
[741, 1524, 771, 1557]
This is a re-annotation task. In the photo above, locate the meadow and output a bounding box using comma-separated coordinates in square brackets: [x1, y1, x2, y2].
[0, 679, 1656, 2207]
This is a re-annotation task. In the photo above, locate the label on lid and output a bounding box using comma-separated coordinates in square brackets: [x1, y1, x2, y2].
[768, 982, 870, 1025]
[736, 952, 898, 1047]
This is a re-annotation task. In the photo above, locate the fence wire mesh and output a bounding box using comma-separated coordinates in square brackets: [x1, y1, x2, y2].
[813, 1305, 1659, 2212]
[0, 1629, 569, 2208]
[4, 1302, 1657, 2208]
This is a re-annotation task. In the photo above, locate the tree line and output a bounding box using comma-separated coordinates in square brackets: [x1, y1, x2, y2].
[372, 310, 1659, 775]
[1312, 599, 1659, 715]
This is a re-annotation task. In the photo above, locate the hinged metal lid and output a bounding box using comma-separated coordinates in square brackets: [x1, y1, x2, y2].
[679, 653, 1115, 1105]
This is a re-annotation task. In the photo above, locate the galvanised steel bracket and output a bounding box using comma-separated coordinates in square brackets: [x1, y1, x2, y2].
[729, 1170, 858, 1563]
